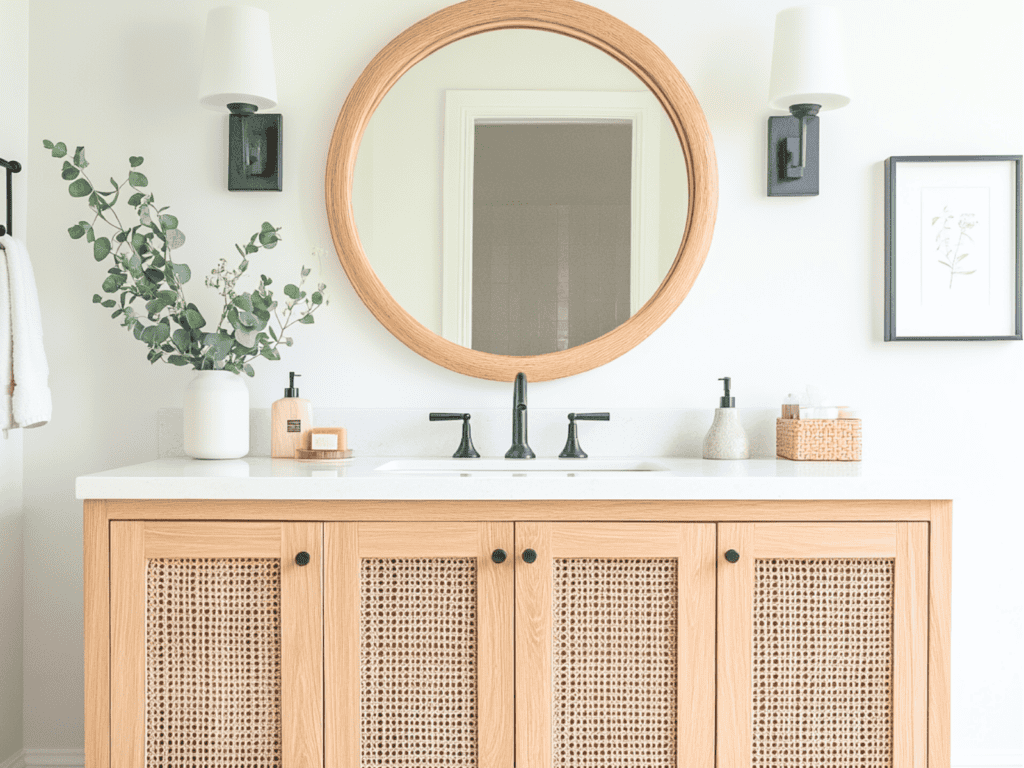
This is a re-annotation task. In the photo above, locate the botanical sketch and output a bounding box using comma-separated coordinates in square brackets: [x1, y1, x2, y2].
[932, 206, 977, 287]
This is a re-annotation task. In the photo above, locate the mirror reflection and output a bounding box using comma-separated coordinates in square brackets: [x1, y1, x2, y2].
[353, 30, 688, 355]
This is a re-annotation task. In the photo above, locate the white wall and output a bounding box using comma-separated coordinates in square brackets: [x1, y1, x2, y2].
[1, 0, 28, 761]
[23, 0, 1024, 763]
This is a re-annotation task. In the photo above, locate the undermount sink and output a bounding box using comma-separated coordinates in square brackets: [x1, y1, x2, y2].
[375, 458, 670, 474]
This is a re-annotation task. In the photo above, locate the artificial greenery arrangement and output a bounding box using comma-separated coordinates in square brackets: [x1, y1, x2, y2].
[43, 139, 326, 376]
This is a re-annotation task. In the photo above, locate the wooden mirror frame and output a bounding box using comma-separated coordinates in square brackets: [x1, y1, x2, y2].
[326, 0, 718, 382]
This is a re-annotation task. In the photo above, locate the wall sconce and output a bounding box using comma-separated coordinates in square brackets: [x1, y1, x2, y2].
[199, 5, 282, 191]
[767, 5, 850, 196]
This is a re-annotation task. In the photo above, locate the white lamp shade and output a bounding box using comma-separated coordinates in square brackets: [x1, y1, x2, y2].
[199, 5, 278, 111]
[768, 5, 850, 112]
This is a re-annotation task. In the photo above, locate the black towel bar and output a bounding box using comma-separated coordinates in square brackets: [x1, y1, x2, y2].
[0, 157, 23, 238]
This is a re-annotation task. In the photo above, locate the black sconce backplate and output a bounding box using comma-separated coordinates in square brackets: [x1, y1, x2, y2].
[767, 114, 819, 197]
[228, 112, 283, 191]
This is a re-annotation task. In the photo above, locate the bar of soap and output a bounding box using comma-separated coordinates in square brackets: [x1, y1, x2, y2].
[312, 433, 338, 450]
[306, 427, 347, 451]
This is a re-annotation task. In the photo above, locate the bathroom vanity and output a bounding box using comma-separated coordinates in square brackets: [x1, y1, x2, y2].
[78, 458, 951, 768]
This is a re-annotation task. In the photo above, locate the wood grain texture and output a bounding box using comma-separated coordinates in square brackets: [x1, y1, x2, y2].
[515, 521, 552, 768]
[109, 521, 145, 768]
[324, 0, 718, 381]
[548, 521, 682, 556]
[324, 524, 359, 768]
[928, 502, 952, 768]
[101, 497, 937, 522]
[281, 523, 324, 768]
[752, 522, 898, 557]
[478, 523, 515, 768]
[356, 521, 482, 556]
[895, 523, 929, 768]
[678, 524, 716, 768]
[83, 502, 109, 768]
[143, 521, 281, 558]
[716, 523, 754, 768]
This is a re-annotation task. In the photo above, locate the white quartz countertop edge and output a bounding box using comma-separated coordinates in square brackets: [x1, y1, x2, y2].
[76, 458, 955, 501]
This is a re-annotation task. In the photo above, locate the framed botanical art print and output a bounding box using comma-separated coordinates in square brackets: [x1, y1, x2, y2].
[884, 155, 1022, 340]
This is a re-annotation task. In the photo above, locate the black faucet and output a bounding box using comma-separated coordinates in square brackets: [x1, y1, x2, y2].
[504, 372, 535, 459]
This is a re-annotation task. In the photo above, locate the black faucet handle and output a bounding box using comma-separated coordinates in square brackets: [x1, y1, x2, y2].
[429, 413, 481, 458]
[560, 412, 610, 458]
[570, 412, 610, 422]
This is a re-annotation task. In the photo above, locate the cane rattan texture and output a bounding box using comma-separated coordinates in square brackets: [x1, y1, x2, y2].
[145, 558, 282, 768]
[361, 558, 479, 768]
[552, 558, 678, 768]
[752, 558, 895, 768]
[776, 418, 862, 461]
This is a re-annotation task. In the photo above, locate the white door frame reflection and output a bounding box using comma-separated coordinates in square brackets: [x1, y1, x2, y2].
[441, 90, 664, 351]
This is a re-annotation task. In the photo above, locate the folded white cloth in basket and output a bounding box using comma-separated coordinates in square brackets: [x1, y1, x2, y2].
[0, 234, 52, 433]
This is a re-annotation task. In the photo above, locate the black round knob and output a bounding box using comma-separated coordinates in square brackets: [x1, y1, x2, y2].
[725, 549, 740, 563]
[491, 549, 507, 564]
[522, 548, 537, 564]
[295, 551, 311, 566]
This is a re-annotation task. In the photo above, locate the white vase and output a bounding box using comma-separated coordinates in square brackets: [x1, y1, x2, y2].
[183, 370, 250, 459]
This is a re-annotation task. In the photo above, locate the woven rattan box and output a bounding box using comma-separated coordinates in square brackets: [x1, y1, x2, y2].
[776, 418, 862, 461]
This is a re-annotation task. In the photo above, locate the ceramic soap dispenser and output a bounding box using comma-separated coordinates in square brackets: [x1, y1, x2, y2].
[702, 377, 750, 460]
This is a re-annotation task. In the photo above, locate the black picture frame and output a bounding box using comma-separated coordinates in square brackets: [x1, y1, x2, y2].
[884, 155, 1023, 341]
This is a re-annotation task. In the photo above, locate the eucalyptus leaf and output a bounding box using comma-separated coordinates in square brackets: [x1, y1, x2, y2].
[93, 294, 102, 303]
[299, 315, 315, 324]
[284, 284, 300, 300]
[164, 228, 185, 249]
[51, 142, 67, 158]
[73, 146, 88, 169]
[311, 292, 323, 305]
[93, 237, 111, 261]
[235, 328, 259, 348]
[42, 140, 54, 149]
[68, 225, 85, 240]
[185, 308, 206, 330]
[101, 299, 116, 308]
[129, 156, 144, 168]
[127, 192, 144, 206]
[102, 273, 127, 293]
[243, 364, 255, 377]
[129, 171, 148, 187]
[171, 263, 191, 285]
[167, 355, 190, 366]
[61, 161, 80, 181]
[232, 294, 254, 312]
[68, 178, 92, 197]
[159, 214, 178, 230]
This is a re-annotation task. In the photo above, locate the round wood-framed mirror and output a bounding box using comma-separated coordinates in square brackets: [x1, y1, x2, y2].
[326, 0, 717, 381]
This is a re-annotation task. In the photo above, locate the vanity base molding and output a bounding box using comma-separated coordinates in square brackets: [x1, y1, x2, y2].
[84, 498, 951, 768]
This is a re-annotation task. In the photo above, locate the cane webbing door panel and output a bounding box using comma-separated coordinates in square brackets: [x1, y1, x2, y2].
[325, 522, 514, 768]
[109, 521, 323, 768]
[717, 523, 928, 768]
[515, 522, 715, 768]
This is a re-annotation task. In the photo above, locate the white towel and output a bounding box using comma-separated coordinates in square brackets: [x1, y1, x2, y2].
[0, 235, 51, 433]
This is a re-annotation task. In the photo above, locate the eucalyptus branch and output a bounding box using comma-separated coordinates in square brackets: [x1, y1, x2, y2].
[44, 139, 327, 375]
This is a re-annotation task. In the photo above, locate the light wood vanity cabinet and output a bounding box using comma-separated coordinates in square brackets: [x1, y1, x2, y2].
[85, 500, 951, 768]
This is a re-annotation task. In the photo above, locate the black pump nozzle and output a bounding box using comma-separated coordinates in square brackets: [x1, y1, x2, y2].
[285, 372, 301, 398]
[719, 377, 735, 408]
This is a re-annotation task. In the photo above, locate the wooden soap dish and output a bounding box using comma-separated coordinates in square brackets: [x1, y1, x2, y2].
[295, 448, 354, 462]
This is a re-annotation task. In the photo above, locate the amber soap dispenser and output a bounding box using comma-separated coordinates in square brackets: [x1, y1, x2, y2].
[271, 372, 313, 458]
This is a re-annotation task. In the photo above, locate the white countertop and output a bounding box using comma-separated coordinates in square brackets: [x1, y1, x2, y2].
[76, 457, 954, 501]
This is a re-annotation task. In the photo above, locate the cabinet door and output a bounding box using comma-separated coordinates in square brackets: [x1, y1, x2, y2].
[718, 523, 928, 768]
[516, 522, 716, 768]
[326, 522, 514, 768]
[110, 521, 323, 768]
